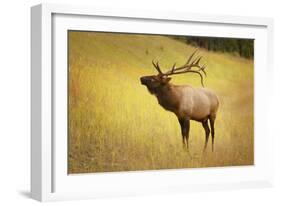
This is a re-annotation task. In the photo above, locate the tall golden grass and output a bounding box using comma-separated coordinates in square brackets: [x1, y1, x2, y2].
[68, 31, 254, 174]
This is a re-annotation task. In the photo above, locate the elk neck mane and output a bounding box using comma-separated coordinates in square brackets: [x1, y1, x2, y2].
[152, 83, 184, 113]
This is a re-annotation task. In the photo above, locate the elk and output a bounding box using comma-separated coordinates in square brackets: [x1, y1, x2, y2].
[140, 51, 219, 151]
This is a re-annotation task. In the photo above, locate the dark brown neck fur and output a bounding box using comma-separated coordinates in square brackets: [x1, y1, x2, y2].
[152, 84, 180, 113]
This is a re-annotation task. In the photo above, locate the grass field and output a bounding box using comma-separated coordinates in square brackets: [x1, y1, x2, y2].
[68, 31, 254, 174]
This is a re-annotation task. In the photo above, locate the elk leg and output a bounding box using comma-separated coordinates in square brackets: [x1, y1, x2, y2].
[202, 119, 210, 151]
[185, 119, 190, 149]
[178, 118, 190, 149]
[178, 118, 186, 147]
[209, 116, 216, 152]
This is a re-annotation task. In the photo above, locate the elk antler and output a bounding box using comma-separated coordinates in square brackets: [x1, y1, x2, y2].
[163, 50, 207, 87]
[152, 60, 163, 75]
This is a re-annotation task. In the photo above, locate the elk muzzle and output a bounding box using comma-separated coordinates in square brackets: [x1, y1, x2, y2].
[140, 76, 149, 85]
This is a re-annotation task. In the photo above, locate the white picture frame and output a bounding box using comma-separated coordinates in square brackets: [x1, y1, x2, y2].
[31, 3, 274, 202]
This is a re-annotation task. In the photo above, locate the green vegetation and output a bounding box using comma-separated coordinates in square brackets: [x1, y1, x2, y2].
[68, 31, 254, 174]
[172, 36, 254, 59]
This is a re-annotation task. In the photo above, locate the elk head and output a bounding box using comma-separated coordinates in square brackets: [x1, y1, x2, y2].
[140, 50, 207, 94]
[140, 62, 172, 94]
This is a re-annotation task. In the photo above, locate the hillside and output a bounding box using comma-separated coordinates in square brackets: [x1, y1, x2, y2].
[68, 31, 254, 173]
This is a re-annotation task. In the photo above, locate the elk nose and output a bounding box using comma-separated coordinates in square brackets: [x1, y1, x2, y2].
[140, 77, 146, 84]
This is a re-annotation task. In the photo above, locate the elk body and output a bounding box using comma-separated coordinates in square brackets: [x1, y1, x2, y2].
[140, 51, 219, 151]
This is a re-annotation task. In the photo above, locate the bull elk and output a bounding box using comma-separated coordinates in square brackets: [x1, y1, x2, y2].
[140, 51, 219, 151]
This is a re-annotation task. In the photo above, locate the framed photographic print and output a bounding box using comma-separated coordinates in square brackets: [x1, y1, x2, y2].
[31, 3, 274, 201]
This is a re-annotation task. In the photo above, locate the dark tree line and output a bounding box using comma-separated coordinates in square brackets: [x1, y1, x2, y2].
[171, 36, 254, 59]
